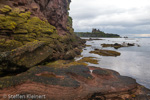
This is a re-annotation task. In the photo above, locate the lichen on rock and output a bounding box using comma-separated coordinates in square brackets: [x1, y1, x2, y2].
[0, 2, 85, 76]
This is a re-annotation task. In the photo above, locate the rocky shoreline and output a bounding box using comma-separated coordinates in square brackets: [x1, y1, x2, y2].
[0, 64, 150, 100]
[0, 0, 150, 100]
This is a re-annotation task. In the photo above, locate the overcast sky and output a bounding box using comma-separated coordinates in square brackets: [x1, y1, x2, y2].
[69, 0, 150, 37]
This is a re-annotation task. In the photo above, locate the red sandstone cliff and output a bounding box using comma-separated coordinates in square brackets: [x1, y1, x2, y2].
[0, 0, 72, 35]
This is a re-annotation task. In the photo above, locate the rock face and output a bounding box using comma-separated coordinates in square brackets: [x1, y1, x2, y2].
[0, 0, 72, 35]
[0, 0, 85, 75]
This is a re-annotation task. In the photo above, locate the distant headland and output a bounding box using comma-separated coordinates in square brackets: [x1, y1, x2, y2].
[75, 28, 120, 38]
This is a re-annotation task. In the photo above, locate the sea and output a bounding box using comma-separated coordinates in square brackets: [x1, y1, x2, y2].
[77, 37, 150, 89]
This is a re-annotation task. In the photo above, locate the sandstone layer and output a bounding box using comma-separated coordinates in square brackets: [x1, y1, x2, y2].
[0, 65, 150, 100]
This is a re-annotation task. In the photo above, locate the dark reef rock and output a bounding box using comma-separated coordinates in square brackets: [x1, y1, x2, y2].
[101, 42, 135, 49]
[90, 49, 121, 57]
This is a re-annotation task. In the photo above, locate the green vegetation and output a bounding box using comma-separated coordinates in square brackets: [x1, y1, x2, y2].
[0, 5, 12, 13]
[86, 45, 92, 47]
[79, 57, 99, 64]
[75, 28, 120, 38]
[0, 40, 23, 51]
[0, 5, 84, 76]
[46, 60, 88, 68]
[0, 5, 56, 51]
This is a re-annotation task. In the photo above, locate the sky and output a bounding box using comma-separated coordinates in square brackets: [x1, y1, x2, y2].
[69, 0, 150, 37]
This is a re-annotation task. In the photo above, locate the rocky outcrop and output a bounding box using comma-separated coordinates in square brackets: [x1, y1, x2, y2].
[0, 0, 85, 75]
[90, 49, 121, 57]
[0, 0, 72, 35]
[0, 65, 149, 100]
[101, 43, 135, 49]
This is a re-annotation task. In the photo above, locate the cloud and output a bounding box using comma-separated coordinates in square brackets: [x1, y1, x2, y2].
[132, 34, 150, 37]
[69, 0, 150, 36]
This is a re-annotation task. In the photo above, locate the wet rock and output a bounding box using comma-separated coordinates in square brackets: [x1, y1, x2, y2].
[127, 43, 135, 46]
[101, 42, 135, 49]
[86, 45, 92, 47]
[78, 57, 99, 64]
[0, 65, 149, 100]
[64, 50, 77, 60]
[92, 69, 110, 76]
[90, 49, 121, 57]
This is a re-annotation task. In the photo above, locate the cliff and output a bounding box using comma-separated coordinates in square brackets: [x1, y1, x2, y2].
[0, 0, 85, 76]
[0, 0, 150, 100]
[0, 0, 72, 35]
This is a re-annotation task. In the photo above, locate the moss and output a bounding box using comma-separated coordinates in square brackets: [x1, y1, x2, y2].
[13, 34, 36, 44]
[46, 60, 88, 68]
[0, 5, 12, 13]
[19, 11, 31, 18]
[78, 57, 99, 64]
[131, 94, 136, 98]
[66, 15, 74, 34]
[67, 16, 72, 26]
[0, 5, 58, 47]
[101, 43, 123, 49]
[86, 45, 92, 47]
[46, 60, 68, 68]
[0, 5, 56, 35]
[90, 49, 121, 57]
[25, 17, 56, 34]
[68, 61, 88, 66]
[13, 29, 28, 34]
[0, 40, 23, 51]
[0, 14, 17, 30]
[9, 8, 20, 16]
[49, 33, 60, 39]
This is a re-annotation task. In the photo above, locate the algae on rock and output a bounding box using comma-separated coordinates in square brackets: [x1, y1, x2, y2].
[90, 49, 121, 57]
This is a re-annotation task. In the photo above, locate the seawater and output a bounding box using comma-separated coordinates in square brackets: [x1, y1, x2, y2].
[79, 37, 150, 89]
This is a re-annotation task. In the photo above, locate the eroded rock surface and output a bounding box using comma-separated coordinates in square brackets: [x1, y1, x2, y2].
[0, 65, 149, 100]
